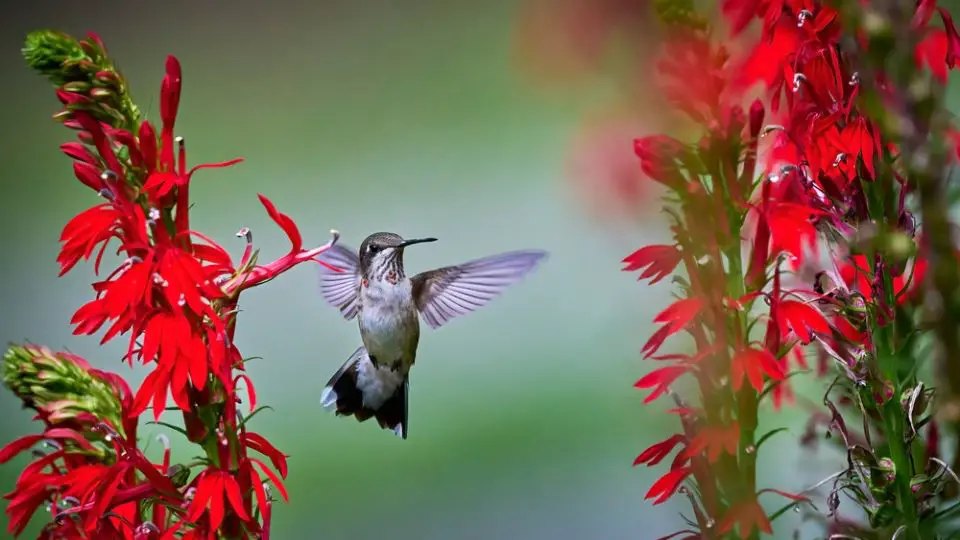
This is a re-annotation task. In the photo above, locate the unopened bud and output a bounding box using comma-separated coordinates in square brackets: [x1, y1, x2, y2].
[89, 87, 112, 100]
[749, 99, 765, 139]
[62, 81, 90, 93]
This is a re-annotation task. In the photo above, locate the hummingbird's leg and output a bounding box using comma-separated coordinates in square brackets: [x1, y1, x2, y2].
[369, 355, 380, 369]
[389, 360, 402, 372]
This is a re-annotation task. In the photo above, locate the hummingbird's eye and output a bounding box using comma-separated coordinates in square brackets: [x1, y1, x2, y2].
[368, 244, 380, 253]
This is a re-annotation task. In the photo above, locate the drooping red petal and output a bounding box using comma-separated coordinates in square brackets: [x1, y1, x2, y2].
[257, 194, 303, 252]
[644, 466, 692, 505]
[635, 365, 691, 403]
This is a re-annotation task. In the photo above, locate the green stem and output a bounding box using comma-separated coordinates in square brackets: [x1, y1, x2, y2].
[883, 399, 921, 540]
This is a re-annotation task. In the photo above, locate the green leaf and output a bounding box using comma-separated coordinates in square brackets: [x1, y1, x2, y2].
[759, 369, 810, 403]
[147, 421, 188, 437]
[239, 405, 274, 428]
[755, 427, 789, 451]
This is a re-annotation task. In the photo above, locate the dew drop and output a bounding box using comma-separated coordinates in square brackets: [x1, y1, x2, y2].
[704, 518, 715, 529]
[104, 434, 113, 442]
[745, 445, 756, 454]
[148, 207, 161, 221]
[177, 293, 186, 307]
[797, 9, 812, 27]
[793, 504, 801, 513]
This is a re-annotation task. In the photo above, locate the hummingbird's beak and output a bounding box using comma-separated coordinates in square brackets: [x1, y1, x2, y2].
[398, 237, 438, 248]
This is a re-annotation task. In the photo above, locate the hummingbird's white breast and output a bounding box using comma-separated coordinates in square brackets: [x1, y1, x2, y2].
[357, 277, 420, 372]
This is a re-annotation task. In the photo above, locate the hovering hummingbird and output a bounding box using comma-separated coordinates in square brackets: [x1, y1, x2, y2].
[316, 232, 547, 439]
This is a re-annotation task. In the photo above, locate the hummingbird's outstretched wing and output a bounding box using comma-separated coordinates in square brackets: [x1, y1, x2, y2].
[411, 249, 547, 329]
[316, 243, 362, 320]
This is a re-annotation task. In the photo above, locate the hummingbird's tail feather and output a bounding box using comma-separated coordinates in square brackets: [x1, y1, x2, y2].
[320, 346, 409, 439]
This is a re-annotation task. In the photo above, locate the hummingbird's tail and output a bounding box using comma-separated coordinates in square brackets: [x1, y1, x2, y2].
[320, 346, 409, 439]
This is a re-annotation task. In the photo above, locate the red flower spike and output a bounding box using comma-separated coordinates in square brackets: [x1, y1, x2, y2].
[731, 347, 784, 392]
[622, 244, 682, 284]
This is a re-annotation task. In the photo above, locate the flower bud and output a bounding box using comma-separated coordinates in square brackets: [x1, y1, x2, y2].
[61, 81, 90, 93]
[22, 30, 89, 86]
[89, 87, 112, 100]
[3, 345, 125, 438]
[749, 99, 765, 140]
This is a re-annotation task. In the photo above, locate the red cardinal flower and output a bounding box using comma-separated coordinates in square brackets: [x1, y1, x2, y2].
[776, 299, 831, 344]
[635, 365, 693, 403]
[718, 497, 772, 536]
[731, 347, 785, 392]
[635, 434, 687, 467]
[641, 298, 705, 358]
[622, 244, 682, 284]
[685, 421, 740, 463]
[645, 466, 693, 505]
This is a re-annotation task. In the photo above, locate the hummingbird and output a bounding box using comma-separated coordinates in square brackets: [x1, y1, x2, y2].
[315, 232, 547, 439]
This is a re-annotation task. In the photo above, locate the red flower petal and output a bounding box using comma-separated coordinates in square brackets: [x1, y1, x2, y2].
[635, 365, 691, 403]
[257, 194, 303, 252]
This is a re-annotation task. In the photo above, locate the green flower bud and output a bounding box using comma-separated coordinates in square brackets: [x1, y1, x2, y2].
[22, 30, 88, 87]
[3, 345, 125, 438]
[167, 464, 192, 488]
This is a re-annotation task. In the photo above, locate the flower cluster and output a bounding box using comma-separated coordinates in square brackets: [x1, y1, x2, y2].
[2, 30, 338, 538]
[626, 0, 960, 538]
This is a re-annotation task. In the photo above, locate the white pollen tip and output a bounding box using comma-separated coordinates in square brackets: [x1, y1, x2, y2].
[320, 387, 338, 411]
[391, 424, 404, 438]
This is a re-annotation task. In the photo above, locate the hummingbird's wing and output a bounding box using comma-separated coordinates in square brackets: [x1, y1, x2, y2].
[316, 243, 362, 320]
[411, 249, 547, 329]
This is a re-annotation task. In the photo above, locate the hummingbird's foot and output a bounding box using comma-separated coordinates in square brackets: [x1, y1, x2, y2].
[369, 355, 380, 369]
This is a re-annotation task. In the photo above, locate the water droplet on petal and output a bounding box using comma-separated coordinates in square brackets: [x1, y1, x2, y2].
[797, 9, 812, 27]
[177, 293, 186, 307]
[745, 445, 756, 454]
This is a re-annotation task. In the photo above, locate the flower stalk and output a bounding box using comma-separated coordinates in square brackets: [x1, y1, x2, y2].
[2, 29, 337, 538]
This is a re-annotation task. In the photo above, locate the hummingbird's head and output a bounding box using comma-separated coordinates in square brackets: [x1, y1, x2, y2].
[358, 232, 437, 279]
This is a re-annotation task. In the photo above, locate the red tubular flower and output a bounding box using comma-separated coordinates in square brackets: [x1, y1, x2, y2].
[776, 299, 831, 344]
[718, 497, 772, 536]
[685, 421, 740, 463]
[635, 365, 693, 403]
[645, 466, 693, 505]
[731, 347, 785, 392]
[634, 135, 689, 188]
[622, 244, 682, 284]
[635, 434, 687, 467]
[641, 298, 705, 358]
[939, 7, 960, 68]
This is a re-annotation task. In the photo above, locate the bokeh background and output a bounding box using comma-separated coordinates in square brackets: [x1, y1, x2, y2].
[2, 1, 960, 539]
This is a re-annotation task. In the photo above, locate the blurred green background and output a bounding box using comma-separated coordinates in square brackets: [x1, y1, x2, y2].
[2, 1, 959, 539]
